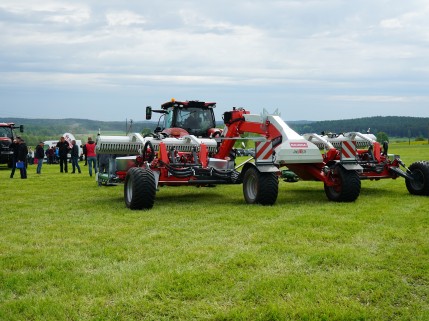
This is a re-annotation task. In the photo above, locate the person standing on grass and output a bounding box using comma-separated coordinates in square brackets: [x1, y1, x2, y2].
[82, 143, 87, 166]
[9, 137, 19, 178]
[70, 140, 81, 174]
[47, 146, 55, 164]
[27, 147, 34, 165]
[35, 142, 45, 174]
[56, 136, 71, 173]
[98, 153, 111, 174]
[16, 138, 28, 179]
[85, 137, 97, 177]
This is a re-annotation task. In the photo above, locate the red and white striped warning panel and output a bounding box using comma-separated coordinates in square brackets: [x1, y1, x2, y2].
[341, 141, 357, 161]
[255, 141, 273, 163]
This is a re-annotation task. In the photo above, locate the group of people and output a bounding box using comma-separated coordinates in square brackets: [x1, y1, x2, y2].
[10, 136, 98, 179]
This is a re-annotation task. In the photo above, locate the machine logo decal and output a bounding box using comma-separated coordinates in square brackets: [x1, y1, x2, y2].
[293, 149, 307, 154]
[290, 142, 308, 148]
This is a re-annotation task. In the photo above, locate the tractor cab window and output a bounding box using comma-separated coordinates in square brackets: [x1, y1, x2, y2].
[0, 127, 12, 138]
[175, 108, 215, 136]
[163, 110, 173, 129]
[176, 109, 196, 129]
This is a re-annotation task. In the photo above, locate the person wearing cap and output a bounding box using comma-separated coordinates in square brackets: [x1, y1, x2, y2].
[35, 142, 45, 174]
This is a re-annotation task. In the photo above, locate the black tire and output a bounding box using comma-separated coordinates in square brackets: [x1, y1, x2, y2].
[405, 161, 429, 196]
[243, 167, 278, 205]
[124, 167, 156, 210]
[324, 165, 361, 202]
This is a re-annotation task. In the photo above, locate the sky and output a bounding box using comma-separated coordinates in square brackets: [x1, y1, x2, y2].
[1, 0, 429, 122]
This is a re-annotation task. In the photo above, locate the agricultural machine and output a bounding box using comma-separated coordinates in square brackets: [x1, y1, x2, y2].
[0, 122, 24, 167]
[95, 99, 429, 210]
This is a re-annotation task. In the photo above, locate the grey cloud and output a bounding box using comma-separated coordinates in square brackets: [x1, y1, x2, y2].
[0, 0, 429, 121]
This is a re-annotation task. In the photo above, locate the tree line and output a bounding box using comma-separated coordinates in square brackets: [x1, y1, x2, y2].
[1, 118, 158, 147]
[288, 116, 429, 139]
[2, 116, 428, 147]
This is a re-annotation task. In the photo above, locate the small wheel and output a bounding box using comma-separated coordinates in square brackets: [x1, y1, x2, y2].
[124, 167, 156, 210]
[324, 165, 361, 202]
[405, 161, 429, 196]
[243, 167, 278, 205]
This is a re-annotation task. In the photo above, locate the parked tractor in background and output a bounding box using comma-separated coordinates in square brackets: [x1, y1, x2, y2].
[96, 99, 429, 210]
[0, 122, 24, 167]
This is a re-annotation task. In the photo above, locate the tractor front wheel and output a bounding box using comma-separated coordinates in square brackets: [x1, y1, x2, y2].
[243, 167, 278, 205]
[405, 161, 429, 196]
[124, 167, 156, 210]
[324, 165, 361, 202]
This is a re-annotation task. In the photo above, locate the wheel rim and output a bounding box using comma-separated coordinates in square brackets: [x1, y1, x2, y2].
[245, 172, 257, 201]
[331, 182, 342, 194]
[126, 177, 133, 202]
[328, 170, 342, 196]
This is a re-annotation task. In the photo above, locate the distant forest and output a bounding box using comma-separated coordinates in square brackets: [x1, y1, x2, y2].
[1, 118, 158, 146]
[1, 116, 428, 147]
[288, 116, 429, 138]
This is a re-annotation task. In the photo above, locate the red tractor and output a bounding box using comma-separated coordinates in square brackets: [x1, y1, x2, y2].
[148, 99, 222, 138]
[96, 99, 429, 209]
[0, 122, 24, 167]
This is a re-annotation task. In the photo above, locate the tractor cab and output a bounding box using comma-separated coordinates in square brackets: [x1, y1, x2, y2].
[146, 99, 219, 138]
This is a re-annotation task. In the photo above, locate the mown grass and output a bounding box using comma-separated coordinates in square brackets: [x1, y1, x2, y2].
[1, 143, 428, 320]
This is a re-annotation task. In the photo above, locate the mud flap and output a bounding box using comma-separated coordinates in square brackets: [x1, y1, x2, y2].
[340, 163, 363, 173]
[256, 164, 279, 173]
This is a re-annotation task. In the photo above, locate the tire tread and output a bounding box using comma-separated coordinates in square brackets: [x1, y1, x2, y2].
[405, 161, 429, 196]
[324, 166, 361, 202]
[125, 167, 156, 210]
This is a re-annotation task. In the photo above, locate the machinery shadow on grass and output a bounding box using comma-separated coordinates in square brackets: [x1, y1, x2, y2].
[360, 186, 408, 197]
[103, 182, 415, 210]
[277, 188, 327, 205]
[155, 185, 330, 208]
[155, 187, 237, 206]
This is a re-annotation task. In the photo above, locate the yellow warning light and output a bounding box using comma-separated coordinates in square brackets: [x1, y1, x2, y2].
[171, 98, 175, 103]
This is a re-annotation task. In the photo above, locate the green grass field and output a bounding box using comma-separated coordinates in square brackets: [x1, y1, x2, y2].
[1, 143, 428, 320]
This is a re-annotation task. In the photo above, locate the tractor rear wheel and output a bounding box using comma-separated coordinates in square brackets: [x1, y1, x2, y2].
[243, 167, 278, 205]
[124, 167, 156, 210]
[405, 161, 429, 196]
[324, 165, 361, 202]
